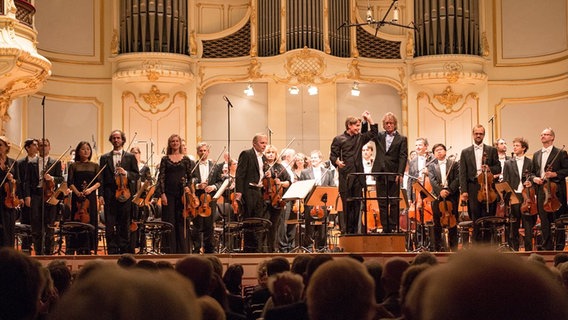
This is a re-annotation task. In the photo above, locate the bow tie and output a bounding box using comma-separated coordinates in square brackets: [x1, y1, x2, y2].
[542, 148, 549, 153]
[113, 151, 122, 155]
[439, 160, 447, 165]
[516, 156, 524, 161]
[474, 145, 483, 151]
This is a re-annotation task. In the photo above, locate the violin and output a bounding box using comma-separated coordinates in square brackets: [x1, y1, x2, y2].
[262, 169, 286, 209]
[42, 146, 72, 202]
[114, 160, 131, 202]
[310, 206, 325, 219]
[230, 193, 240, 215]
[197, 192, 212, 217]
[541, 146, 565, 213]
[4, 179, 22, 209]
[439, 199, 456, 228]
[74, 181, 90, 224]
[181, 177, 199, 219]
[476, 153, 498, 211]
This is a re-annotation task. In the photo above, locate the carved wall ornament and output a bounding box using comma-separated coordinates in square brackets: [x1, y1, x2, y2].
[139, 85, 170, 114]
[284, 47, 326, 85]
[434, 86, 463, 113]
[111, 29, 119, 55]
[482, 31, 490, 58]
[142, 60, 161, 81]
[444, 62, 463, 84]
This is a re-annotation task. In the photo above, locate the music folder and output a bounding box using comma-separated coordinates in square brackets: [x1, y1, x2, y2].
[282, 179, 316, 201]
[494, 181, 519, 205]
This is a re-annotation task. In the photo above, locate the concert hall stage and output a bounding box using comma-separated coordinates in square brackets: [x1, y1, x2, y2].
[33, 250, 559, 287]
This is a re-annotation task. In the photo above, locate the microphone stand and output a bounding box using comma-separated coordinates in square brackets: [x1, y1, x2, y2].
[41, 96, 47, 255]
[223, 95, 235, 252]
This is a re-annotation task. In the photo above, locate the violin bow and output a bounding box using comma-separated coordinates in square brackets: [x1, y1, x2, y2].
[43, 145, 73, 176]
[0, 145, 24, 187]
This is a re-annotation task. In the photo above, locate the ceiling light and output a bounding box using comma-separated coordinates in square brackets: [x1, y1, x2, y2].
[244, 83, 254, 96]
[351, 82, 360, 96]
[392, 1, 399, 22]
[289, 86, 300, 95]
[308, 85, 318, 95]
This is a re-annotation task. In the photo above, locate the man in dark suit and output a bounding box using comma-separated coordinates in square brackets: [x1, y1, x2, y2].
[25, 139, 63, 255]
[191, 142, 223, 253]
[459, 124, 501, 243]
[502, 137, 534, 251]
[16, 138, 38, 253]
[300, 150, 335, 250]
[530, 128, 568, 250]
[98, 130, 139, 254]
[330, 111, 377, 234]
[235, 133, 268, 252]
[428, 143, 460, 251]
[371, 112, 408, 233]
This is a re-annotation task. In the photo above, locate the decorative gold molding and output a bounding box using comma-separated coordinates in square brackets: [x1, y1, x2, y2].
[139, 85, 170, 114]
[444, 62, 463, 84]
[433, 86, 463, 113]
[481, 31, 489, 58]
[111, 29, 118, 55]
[406, 31, 414, 58]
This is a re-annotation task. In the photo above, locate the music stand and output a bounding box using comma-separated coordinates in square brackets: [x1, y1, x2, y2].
[412, 180, 435, 251]
[494, 181, 518, 251]
[213, 178, 233, 252]
[306, 186, 339, 252]
[283, 179, 316, 253]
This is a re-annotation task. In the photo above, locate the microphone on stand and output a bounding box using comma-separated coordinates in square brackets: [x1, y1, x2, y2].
[223, 96, 234, 108]
[42, 96, 46, 106]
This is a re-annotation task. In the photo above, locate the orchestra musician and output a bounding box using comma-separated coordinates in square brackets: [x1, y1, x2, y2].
[362, 142, 375, 186]
[279, 153, 306, 252]
[67, 141, 101, 254]
[494, 138, 509, 182]
[191, 142, 223, 254]
[156, 134, 195, 254]
[428, 143, 460, 251]
[459, 125, 501, 243]
[25, 138, 63, 255]
[276, 148, 295, 253]
[0, 136, 19, 248]
[235, 133, 268, 252]
[16, 138, 38, 253]
[530, 128, 568, 251]
[300, 150, 335, 251]
[369, 112, 407, 234]
[98, 130, 139, 254]
[502, 137, 533, 251]
[262, 145, 291, 253]
[406, 138, 432, 215]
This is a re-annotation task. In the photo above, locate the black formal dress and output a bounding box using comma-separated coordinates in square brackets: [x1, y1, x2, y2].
[0, 158, 19, 248]
[67, 161, 100, 254]
[156, 155, 194, 254]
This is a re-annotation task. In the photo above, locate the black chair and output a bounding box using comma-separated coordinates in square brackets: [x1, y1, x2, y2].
[143, 221, 174, 254]
[475, 216, 507, 247]
[60, 222, 96, 255]
[14, 223, 32, 252]
[553, 216, 568, 250]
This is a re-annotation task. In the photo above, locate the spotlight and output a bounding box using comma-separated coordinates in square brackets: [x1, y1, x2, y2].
[351, 82, 360, 96]
[308, 85, 318, 95]
[288, 86, 300, 95]
[244, 83, 254, 96]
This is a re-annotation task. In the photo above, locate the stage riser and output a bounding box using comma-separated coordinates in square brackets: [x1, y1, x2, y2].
[339, 234, 407, 252]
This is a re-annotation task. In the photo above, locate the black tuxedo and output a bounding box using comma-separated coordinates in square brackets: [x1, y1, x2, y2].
[531, 146, 568, 250]
[191, 159, 223, 253]
[16, 157, 33, 251]
[503, 156, 535, 250]
[25, 157, 63, 255]
[372, 131, 408, 233]
[428, 158, 460, 251]
[459, 143, 501, 243]
[99, 150, 139, 254]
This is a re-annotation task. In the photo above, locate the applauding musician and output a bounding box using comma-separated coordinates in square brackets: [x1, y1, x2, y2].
[0, 136, 19, 248]
[331, 111, 377, 234]
[98, 130, 139, 254]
